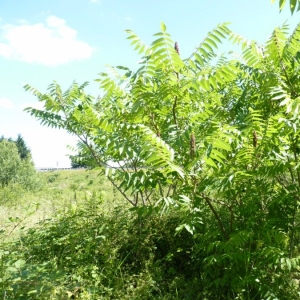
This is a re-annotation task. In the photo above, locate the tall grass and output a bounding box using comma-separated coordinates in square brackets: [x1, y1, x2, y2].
[0, 169, 120, 240]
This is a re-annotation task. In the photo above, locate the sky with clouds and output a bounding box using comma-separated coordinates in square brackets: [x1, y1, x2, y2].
[0, 0, 299, 168]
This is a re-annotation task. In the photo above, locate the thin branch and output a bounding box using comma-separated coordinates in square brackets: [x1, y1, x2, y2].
[230, 205, 234, 234]
[172, 96, 178, 129]
[150, 112, 160, 137]
[140, 191, 145, 206]
[117, 161, 130, 173]
[134, 193, 139, 206]
[166, 184, 173, 197]
[293, 147, 300, 188]
[158, 182, 165, 198]
[171, 182, 178, 197]
[286, 155, 295, 184]
[107, 175, 136, 206]
[145, 190, 154, 205]
[200, 193, 229, 240]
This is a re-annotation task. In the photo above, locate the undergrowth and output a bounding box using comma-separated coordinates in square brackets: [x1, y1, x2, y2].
[0, 170, 200, 299]
[1, 170, 300, 299]
[1, 193, 199, 299]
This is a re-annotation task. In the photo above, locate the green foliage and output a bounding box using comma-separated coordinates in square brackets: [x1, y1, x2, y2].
[0, 141, 21, 187]
[0, 169, 299, 298]
[1, 195, 299, 299]
[271, 0, 300, 14]
[0, 169, 118, 240]
[15, 134, 31, 160]
[1, 134, 32, 160]
[23, 21, 300, 298]
[0, 140, 38, 191]
[69, 152, 89, 169]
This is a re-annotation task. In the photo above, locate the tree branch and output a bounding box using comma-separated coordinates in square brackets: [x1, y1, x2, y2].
[200, 193, 229, 240]
[107, 175, 136, 206]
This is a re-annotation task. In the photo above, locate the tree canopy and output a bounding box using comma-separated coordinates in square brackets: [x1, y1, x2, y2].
[0, 136, 37, 189]
[15, 134, 31, 160]
[0, 140, 21, 187]
[0, 134, 31, 160]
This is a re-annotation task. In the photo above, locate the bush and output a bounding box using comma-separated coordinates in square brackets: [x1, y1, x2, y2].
[0, 140, 39, 191]
[1, 199, 201, 299]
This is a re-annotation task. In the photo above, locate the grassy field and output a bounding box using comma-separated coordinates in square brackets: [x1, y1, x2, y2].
[0, 169, 122, 240]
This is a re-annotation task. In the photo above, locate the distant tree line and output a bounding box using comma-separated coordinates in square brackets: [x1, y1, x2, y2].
[0, 134, 31, 160]
[69, 152, 90, 169]
[0, 134, 38, 189]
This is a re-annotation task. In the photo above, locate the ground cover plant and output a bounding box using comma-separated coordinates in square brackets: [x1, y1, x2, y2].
[2, 15, 300, 299]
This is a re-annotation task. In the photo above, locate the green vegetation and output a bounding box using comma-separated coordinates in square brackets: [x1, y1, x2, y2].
[0, 134, 31, 161]
[272, 0, 300, 14]
[0, 169, 119, 240]
[0, 170, 196, 299]
[2, 15, 300, 299]
[0, 138, 38, 190]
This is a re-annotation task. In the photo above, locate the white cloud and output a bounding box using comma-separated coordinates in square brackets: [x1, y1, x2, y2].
[0, 16, 94, 66]
[90, 0, 101, 3]
[0, 97, 14, 109]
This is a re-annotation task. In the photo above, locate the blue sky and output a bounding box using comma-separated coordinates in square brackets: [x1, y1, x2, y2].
[0, 0, 299, 167]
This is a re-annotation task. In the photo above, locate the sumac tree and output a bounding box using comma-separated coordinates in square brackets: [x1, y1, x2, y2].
[271, 0, 300, 14]
[25, 22, 300, 298]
